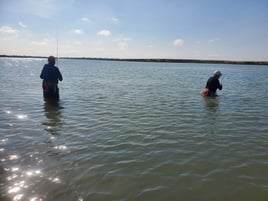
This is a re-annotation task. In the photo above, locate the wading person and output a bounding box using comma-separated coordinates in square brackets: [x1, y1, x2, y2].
[40, 56, 63, 100]
[201, 70, 222, 97]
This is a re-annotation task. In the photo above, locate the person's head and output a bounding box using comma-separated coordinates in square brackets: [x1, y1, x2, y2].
[213, 70, 222, 78]
[48, 56, 56, 65]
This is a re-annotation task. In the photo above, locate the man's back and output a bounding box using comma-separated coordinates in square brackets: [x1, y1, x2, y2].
[206, 76, 222, 94]
[40, 64, 62, 82]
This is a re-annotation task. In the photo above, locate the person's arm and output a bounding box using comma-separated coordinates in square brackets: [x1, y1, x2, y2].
[58, 69, 63, 81]
[40, 65, 46, 79]
[217, 80, 222, 90]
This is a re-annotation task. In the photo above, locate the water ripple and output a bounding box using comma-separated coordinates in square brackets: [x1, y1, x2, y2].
[1, 59, 268, 201]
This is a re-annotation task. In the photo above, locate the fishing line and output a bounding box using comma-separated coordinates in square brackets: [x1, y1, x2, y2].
[56, 26, 59, 67]
[220, 75, 224, 86]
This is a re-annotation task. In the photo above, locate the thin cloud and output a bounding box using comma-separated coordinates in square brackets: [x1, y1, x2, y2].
[111, 17, 119, 23]
[173, 39, 184, 47]
[31, 38, 50, 46]
[97, 30, 111, 36]
[18, 22, 27, 28]
[81, 17, 89, 22]
[14, 0, 70, 19]
[113, 35, 132, 50]
[72, 29, 83, 34]
[113, 36, 132, 43]
[209, 38, 220, 43]
[118, 42, 127, 50]
[0, 26, 18, 34]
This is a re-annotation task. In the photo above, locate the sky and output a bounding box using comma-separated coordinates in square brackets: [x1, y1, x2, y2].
[0, 0, 268, 61]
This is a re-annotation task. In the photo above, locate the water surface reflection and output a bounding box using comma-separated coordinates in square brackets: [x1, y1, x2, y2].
[42, 100, 63, 136]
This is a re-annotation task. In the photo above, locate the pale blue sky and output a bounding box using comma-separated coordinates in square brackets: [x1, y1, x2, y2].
[0, 0, 267, 60]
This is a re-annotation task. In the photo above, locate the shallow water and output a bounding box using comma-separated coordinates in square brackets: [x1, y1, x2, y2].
[0, 58, 268, 201]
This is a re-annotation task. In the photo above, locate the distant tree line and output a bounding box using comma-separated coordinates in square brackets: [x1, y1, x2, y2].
[1, 54, 267, 65]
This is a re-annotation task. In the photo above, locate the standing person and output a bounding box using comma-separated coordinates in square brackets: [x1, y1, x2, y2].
[201, 70, 222, 97]
[40, 56, 63, 100]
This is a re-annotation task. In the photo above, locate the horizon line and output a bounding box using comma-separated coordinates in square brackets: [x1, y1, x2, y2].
[1, 54, 268, 65]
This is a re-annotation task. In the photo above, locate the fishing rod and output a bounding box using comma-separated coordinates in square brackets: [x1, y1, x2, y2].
[56, 26, 59, 67]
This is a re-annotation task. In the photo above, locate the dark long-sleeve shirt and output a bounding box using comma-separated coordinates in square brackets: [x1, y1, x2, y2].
[206, 76, 222, 95]
[40, 64, 62, 82]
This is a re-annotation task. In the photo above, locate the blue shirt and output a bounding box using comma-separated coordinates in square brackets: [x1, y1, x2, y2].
[40, 64, 63, 82]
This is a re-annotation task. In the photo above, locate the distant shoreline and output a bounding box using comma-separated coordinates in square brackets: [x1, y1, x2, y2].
[1, 54, 268, 65]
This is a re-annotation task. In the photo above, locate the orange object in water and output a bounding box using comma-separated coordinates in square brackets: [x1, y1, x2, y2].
[201, 88, 209, 96]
